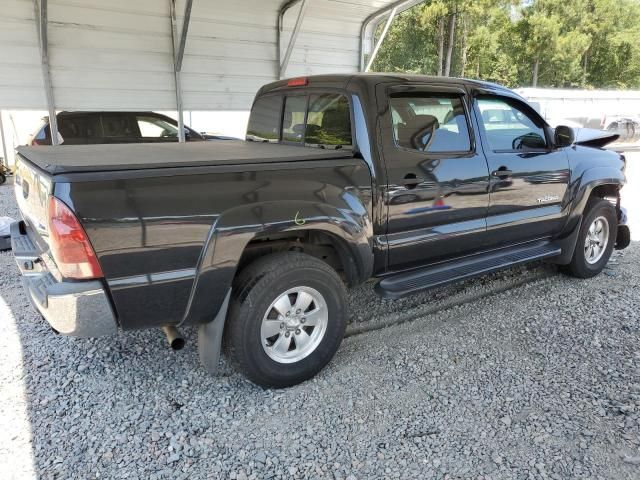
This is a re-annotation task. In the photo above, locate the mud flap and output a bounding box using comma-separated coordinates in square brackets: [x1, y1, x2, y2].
[198, 289, 231, 375]
[616, 225, 631, 250]
[547, 217, 582, 265]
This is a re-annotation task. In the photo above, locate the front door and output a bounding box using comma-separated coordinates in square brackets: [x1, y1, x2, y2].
[473, 94, 570, 246]
[379, 85, 491, 271]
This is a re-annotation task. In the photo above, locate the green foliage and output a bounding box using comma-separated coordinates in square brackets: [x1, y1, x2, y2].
[369, 0, 640, 88]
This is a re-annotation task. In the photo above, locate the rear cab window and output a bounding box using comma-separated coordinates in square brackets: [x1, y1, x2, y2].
[306, 94, 352, 148]
[247, 95, 283, 143]
[247, 90, 352, 149]
[282, 96, 307, 143]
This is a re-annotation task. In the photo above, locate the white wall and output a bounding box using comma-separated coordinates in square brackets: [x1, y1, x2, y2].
[516, 88, 640, 127]
[0, 0, 402, 112]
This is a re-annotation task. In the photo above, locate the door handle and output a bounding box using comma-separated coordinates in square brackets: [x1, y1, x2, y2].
[402, 174, 421, 189]
[491, 168, 513, 178]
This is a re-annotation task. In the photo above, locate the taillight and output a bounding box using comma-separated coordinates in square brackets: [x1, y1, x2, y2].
[48, 196, 103, 280]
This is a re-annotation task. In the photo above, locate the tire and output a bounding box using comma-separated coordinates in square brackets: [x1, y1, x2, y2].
[0, 173, 5, 185]
[225, 252, 347, 388]
[562, 198, 617, 279]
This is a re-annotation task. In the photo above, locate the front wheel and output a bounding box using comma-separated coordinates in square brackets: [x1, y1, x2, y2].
[225, 252, 347, 388]
[562, 198, 617, 278]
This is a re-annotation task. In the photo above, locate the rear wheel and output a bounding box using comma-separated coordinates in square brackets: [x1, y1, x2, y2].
[0, 173, 6, 185]
[225, 252, 347, 388]
[562, 198, 617, 278]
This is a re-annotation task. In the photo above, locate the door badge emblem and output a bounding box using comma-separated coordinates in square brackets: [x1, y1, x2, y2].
[537, 195, 560, 204]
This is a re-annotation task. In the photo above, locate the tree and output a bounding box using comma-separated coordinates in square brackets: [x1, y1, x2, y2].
[370, 0, 640, 89]
[420, 1, 450, 75]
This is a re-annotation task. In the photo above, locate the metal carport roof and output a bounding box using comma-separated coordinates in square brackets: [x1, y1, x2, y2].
[0, 0, 424, 147]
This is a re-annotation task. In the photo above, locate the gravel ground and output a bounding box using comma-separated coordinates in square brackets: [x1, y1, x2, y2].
[1, 155, 639, 479]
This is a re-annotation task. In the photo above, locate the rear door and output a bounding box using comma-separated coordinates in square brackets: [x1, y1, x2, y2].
[378, 84, 491, 271]
[473, 94, 570, 246]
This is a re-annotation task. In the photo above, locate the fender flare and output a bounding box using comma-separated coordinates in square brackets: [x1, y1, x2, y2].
[553, 166, 625, 263]
[179, 199, 374, 328]
[568, 166, 625, 219]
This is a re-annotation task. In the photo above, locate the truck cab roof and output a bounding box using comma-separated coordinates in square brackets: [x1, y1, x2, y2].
[257, 73, 517, 98]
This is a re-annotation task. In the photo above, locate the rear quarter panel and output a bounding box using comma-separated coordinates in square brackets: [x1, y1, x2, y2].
[56, 159, 373, 329]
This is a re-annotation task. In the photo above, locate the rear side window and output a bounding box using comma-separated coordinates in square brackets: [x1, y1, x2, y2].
[282, 96, 307, 143]
[390, 94, 471, 153]
[101, 114, 137, 138]
[306, 94, 352, 148]
[57, 114, 102, 141]
[247, 95, 282, 142]
[58, 115, 86, 139]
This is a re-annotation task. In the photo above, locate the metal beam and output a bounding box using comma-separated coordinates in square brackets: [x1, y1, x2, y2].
[169, 0, 193, 143]
[277, 0, 302, 73]
[364, 7, 397, 72]
[0, 112, 8, 169]
[279, 0, 308, 79]
[360, 0, 425, 71]
[175, 0, 193, 72]
[34, 0, 59, 145]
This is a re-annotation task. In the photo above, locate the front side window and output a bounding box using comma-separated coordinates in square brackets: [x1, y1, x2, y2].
[390, 94, 471, 153]
[136, 115, 178, 138]
[247, 95, 282, 142]
[282, 96, 307, 143]
[476, 96, 547, 151]
[305, 94, 352, 148]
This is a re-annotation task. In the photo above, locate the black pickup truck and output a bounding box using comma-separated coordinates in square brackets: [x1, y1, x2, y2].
[11, 74, 630, 387]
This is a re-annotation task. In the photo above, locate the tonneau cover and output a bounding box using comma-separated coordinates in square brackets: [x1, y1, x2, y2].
[16, 140, 354, 175]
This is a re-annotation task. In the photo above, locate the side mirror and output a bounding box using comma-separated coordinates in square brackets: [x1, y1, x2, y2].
[554, 125, 575, 148]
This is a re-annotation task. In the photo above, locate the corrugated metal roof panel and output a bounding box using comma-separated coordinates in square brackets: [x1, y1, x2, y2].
[0, 0, 418, 111]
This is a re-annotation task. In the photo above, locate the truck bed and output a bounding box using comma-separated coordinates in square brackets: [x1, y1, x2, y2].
[16, 140, 354, 175]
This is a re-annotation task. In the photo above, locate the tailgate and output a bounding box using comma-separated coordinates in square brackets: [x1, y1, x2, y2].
[14, 155, 54, 250]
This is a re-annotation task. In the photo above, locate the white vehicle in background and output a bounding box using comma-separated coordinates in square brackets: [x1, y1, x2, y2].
[517, 88, 640, 143]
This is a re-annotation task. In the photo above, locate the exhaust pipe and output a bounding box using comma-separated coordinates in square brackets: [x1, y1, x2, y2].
[162, 326, 185, 350]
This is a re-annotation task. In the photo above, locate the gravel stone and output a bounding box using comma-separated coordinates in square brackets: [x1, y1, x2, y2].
[1, 151, 640, 479]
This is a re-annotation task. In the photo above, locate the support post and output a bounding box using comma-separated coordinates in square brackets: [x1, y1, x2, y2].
[34, 0, 59, 145]
[364, 7, 397, 72]
[170, 0, 193, 143]
[0, 111, 9, 168]
[360, 0, 425, 72]
[279, 0, 308, 79]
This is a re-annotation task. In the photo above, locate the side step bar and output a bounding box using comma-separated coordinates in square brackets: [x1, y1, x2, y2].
[375, 241, 561, 299]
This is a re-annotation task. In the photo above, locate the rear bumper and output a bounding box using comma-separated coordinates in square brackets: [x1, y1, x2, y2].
[11, 221, 117, 337]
